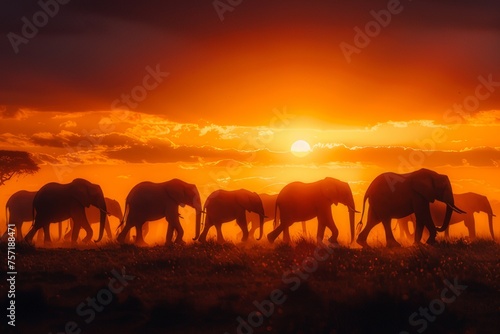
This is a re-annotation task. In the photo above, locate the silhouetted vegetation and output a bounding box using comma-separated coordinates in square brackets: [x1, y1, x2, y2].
[2, 239, 499, 333]
[0, 150, 39, 186]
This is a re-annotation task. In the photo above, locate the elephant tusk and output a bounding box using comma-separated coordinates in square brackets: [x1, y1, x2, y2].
[98, 207, 112, 216]
[347, 205, 360, 213]
[447, 203, 466, 214]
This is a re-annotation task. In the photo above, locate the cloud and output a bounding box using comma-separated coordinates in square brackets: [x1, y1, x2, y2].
[464, 110, 500, 126]
[0, 106, 28, 120]
[60, 120, 77, 128]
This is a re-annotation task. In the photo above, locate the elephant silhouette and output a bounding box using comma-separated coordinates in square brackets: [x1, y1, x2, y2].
[2, 190, 64, 242]
[195, 189, 265, 243]
[267, 177, 357, 245]
[117, 179, 202, 245]
[25, 178, 107, 245]
[397, 192, 495, 241]
[356, 169, 466, 248]
[64, 197, 123, 241]
[244, 193, 307, 240]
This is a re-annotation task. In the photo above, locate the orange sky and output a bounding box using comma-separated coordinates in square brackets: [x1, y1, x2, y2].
[1, 1, 499, 243]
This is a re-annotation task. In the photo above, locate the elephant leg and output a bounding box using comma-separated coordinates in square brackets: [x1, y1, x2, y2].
[42, 224, 51, 244]
[143, 222, 150, 239]
[165, 223, 175, 245]
[356, 209, 378, 248]
[165, 213, 184, 245]
[267, 220, 287, 243]
[64, 220, 73, 240]
[415, 211, 436, 245]
[117, 224, 133, 243]
[198, 217, 213, 243]
[15, 221, 23, 240]
[215, 223, 225, 243]
[173, 225, 184, 244]
[135, 223, 147, 246]
[236, 216, 249, 242]
[319, 210, 339, 245]
[105, 219, 113, 239]
[248, 221, 257, 240]
[316, 221, 326, 243]
[282, 227, 291, 243]
[36, 229, 44, 244]
[25, 217, 48, 245]
[81, 221, 94, 243]
[382, 218, 401, 248]
[464, 218, 476, 239]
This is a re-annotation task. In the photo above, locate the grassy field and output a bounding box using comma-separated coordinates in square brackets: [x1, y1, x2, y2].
[1, 239, 499, 334]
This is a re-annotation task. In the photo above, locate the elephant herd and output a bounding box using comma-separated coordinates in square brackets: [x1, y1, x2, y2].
[1, 168, 496, 248]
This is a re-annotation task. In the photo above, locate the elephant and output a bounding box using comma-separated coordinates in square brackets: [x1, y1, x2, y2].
[3, 190, 37, 240]
[116, 179, 202, 245]
[64, 197, 123, 241]
[356, 168, 466, 248]
[25, 178, 107, 245]
[267, 177, 357, 245]
[397, 192, 495, 240]
[2, 190, 65, 242]
[195, 189, 265, 243]
[244, 193, 307, 240]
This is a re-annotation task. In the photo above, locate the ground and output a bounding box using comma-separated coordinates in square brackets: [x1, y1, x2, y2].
[1, 239, 499, 334]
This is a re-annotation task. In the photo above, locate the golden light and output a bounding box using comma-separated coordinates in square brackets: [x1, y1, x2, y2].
[291, 140, 311, 157]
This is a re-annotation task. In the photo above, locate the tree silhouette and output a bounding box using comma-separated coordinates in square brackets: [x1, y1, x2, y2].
[0, 150, 39, 186]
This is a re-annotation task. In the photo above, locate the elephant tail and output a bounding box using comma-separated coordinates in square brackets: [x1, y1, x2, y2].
[356, 194, 369, 236]
[116, 203, 129, 234]
[273, 201, 279, 229]
[5, 203, 9, 227]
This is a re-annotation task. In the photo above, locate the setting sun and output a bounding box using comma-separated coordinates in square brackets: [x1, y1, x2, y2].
[291, 140, 312, 157]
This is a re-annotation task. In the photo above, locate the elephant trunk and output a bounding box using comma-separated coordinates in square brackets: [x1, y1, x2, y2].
[348, 207, 355, 243]
[94, 196, 107, 242]
[193, 208, 202, 240]
[482, 198, 495, 240]
[488, 213, 494, 240]
[436, 203, 455, 232]
[256, 214, 264, 241]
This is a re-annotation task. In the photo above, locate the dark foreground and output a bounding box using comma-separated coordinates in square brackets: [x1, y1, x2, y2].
[1, 240, 499, 334]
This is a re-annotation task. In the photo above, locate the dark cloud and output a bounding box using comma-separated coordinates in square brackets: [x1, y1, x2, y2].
[0, 105, 26, 119]
[1, 1, 499, 125]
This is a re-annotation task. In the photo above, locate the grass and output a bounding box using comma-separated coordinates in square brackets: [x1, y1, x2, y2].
[1, 239, 499, 333]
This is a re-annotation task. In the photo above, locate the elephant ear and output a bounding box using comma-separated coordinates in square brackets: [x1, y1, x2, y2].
[412, 176, 436, 203]
[321, 179, 339, 206]
[166, 186, 186, 206]
[236, 190, 253, 212]
[71, 180, 91, 207]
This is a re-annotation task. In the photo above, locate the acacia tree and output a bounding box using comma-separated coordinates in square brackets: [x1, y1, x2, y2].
[0, 150, 39, 186]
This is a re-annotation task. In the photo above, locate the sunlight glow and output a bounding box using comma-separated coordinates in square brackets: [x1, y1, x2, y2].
[291, 140, 312, 157]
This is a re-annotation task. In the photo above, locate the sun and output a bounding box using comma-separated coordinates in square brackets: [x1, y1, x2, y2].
[291, 140, 312, 157]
